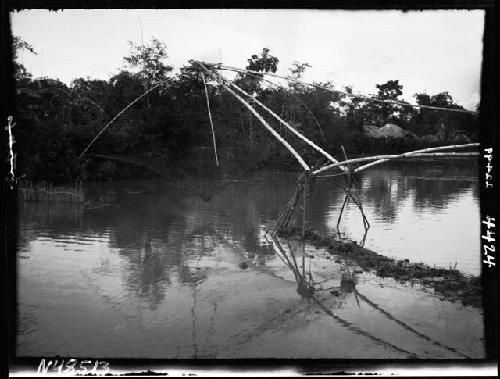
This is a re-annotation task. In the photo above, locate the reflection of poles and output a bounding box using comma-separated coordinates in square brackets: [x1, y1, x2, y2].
[191, 288, 198, 358]
[266, 233, 417, 357]
[266, 234, 314, 298]
[203, 302, 217, 350]
[311, 297, 415, 357]
[354, 289, 472, 359]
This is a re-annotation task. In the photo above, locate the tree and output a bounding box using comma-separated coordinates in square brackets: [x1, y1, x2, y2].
[246, 47, 279, 73]
[415, 91, 462, 110]
[414, 91, 475, 139]
[287, 61, 311, 93]
[376, 80, 403, 100]
[68, 78, 109, 130]
[123, 37, 173, 86]
[235, 47, 279, 93]
[364, 80, 405, 127]
[289, 61, 311, 79]
[13, 36, 37, 82]
[123, 37, 173, 109]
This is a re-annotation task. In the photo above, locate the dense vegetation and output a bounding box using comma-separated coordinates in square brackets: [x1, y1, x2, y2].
[13, 37, 479, 184]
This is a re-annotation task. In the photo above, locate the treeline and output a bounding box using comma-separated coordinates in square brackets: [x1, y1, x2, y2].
[12, 37, 479, 184]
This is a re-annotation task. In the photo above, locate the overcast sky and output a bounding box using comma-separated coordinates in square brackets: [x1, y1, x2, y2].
[11, 9, 484, 110]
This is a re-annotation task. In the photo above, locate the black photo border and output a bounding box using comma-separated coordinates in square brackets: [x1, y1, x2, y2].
[1, 0, 497, 376]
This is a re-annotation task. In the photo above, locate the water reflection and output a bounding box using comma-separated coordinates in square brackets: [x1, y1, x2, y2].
[353, 160, 479, 217]
[310, 160, 479, 274]
[16, 161, 483, 359]
[266, 233, 359, 304]
[17, 160, 480, 309]
[266, 232, 474, 359]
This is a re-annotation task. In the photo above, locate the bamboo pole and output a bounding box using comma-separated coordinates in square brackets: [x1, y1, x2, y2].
[354, 143, 480, 174]
[313, 143, 479, 176]
[220, 75, 348, 172]
[333, 179, 370, 243]
[78, 77, 172, 159]
[275, 180, 305, 231]
[199, 63, 310, 171]
[201, 74, 219, 166]
[316, 153, 480, 179]
[336, 178, 353, 233]
[215, 64, 478, 115]
[387, 152, 478, 157]
[237, 69, 326, 141]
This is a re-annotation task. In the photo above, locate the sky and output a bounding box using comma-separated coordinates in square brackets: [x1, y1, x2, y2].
[11, 9, 485, 110]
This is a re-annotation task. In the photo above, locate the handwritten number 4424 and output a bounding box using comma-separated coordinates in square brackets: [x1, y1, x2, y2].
[482, 216, 495, 268]
[37, 359, 110, 375]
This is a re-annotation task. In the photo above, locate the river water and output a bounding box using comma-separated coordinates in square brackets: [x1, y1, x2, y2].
[17, 159, 484, 359]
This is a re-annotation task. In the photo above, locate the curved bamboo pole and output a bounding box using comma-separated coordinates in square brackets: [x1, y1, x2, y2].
[216, 64, 477, 115]
[353, 143, 479, 174]
[220, 76, 348, 172]
[313, 143, 479, 176]
[199, 63, 310, 171]
[233, 69, 326, 141]
[78, 77, 171, 159]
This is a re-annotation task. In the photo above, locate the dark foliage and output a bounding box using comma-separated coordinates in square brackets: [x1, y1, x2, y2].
[12, 37, 479, 183]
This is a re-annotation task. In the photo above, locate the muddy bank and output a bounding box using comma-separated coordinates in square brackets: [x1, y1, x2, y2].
[276, 227, 482, 308]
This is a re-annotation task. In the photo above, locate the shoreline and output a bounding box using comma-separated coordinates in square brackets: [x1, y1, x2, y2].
[276, 227, 482, 308]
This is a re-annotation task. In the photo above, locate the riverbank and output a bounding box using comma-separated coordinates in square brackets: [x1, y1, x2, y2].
[276, 227, 482, 308]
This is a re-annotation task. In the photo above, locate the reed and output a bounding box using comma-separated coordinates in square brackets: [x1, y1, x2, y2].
[18, 180, 84, 203]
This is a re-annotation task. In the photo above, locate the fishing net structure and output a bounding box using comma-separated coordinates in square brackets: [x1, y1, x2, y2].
[78, 60, 480, 240]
